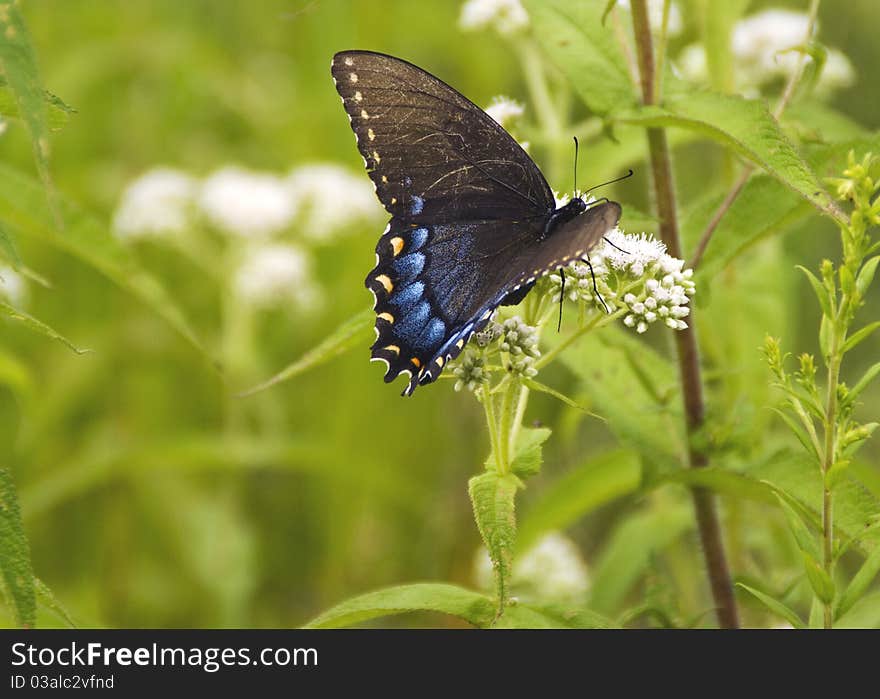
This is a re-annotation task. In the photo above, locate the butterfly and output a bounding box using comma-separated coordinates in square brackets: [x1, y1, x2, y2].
[331, 50, 621, 396]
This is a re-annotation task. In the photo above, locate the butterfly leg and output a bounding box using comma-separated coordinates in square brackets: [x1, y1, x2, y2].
[602, 236, 630, 254]
[581, 256, 611, 314]
[557, 267, 565, 332]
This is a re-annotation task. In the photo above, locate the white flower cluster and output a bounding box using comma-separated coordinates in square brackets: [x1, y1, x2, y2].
[453, 348, 490, 393]
[546, 227, 695, 334]
[499, 316, 540, 377]
[0, 266, 26, 306]
[234, 244, 318, 310]
[112, 162, 381, 312]
[474, 531, 590, 602]
[484, 96, 524, 129]
[459, 0, 529, 35]
[112, 168, 198, 240]
[677, 9, 855, 96]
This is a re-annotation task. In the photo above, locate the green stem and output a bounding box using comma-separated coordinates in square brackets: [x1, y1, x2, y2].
[482, 383, 503, 474]
[631, 0, 739, 629]
[535, 309, 624, 370]
[497, 378, 521, 475]
[822, 325, 841, 629]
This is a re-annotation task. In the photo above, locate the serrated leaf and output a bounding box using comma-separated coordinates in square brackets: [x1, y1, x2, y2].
[0, 4, 59, 225]
[835, 545, 880, 620]
[239, 309, 374, 396]
[842, 321, 880, 354]
[0, 163, 213, 363]
[509, 426, 551, 479]
[797, 265, 833, 318]
[302, 583, 496, 629]
[618, 90, 840, 221]
[0, 301, 89, 354]
[519, 449, 641, 550]
[525, 0, 634, 116]
[33, 577, 76, 628]
[494, 602, 614, 629]
[0, 467, 36, 628]
[469, 471, 519, 610]
[737, 583, 805, 628]
[773, 491, 821, 561]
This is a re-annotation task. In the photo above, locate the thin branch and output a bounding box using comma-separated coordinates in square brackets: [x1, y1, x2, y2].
[689, 0, 822, 270]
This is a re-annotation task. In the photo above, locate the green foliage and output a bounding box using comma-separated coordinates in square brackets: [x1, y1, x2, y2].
[0, 467, 35, 627]
[469, 471, 519, 611]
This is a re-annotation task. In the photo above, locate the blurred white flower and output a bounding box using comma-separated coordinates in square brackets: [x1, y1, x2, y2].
[485, 96, 524, 129]
[459, 0, 529, 35]
[112, 168, 197, 240]
[199, 166, 297, 239]
[287, 163, 381, 241]
[678, 9, 855, 96]
[474, 532, 590, 601]
[234, 243, 320, 310]
[617, 0, 683, 37]
[0, 266, 26, 306]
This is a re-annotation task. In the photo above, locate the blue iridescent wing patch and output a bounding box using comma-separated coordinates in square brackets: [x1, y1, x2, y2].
[331, 50, 621, 395]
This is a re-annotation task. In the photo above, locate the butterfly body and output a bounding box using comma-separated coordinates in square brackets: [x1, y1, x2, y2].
[331, 50, 621, 395]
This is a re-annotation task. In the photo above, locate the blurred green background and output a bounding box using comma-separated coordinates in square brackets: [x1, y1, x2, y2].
[0, 0, 878, 628]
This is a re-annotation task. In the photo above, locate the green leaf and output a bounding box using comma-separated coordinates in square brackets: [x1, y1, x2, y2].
[0, 467, 36, 627]
[772, 492, 821, 561]
[33, 577, 76, 628]
[836, 590, 880, 628]
[557, 326, 683, 474]
[0, 301, 89, 354]
[0, 4, 59, 224]
[770, 407, 820, 462]
[469, 471, 519, 609]
[0, 219, 21, 268]
[0, 163, 213, 363]
[303, 583, 496, 629]
[856, 256, 880, 300]
[796, 265, 833, 318]
[736, 582, 805, 629]
[0, 78, 75, 131]
[845, 361, 880, 408]
[803, 553, 835, 605]
[619, 90, 840, 221]
[239, 308, 374, 396]
[519, 449, 641, 550]
[589, 505, 693, 614]
[522, 377, 590, 412]
[819, 315, 833, 360]
[745, 450, 880, 555]
[842, 321, 880, 354]
[525, 0, 634, 116]
[509, 426, 552, 479]
[653, 466, 775, 504]
[835, 545, 880, 620]
[494, 602, 614, 629]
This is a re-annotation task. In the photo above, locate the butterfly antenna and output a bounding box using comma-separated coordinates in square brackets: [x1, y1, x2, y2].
[582, 169, 634, 197]
[573, 137, 579, 194]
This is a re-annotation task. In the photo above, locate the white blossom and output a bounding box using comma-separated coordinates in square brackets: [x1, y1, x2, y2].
[234, 243, 319, 310]
[678, 9, 855, 95]
[459, 0, 529, 35]
[287, 163, 381, 241]
[485, 96, 524, 129]
[0, 266, 26, 306]
[112, 168, 197, 240]
[199, 166, 296, 239]
[474, 532, 590, 601]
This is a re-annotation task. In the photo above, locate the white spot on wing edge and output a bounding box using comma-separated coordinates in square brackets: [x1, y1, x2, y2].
[344, 56, 354, 66]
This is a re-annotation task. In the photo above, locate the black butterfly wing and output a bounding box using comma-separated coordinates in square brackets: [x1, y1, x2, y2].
[367, 202, 621, 395]
[330, 50, 555, 221]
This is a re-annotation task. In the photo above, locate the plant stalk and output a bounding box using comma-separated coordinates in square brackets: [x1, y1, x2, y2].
[821, 328, 841, 628]
[631, 0, 739, 628]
